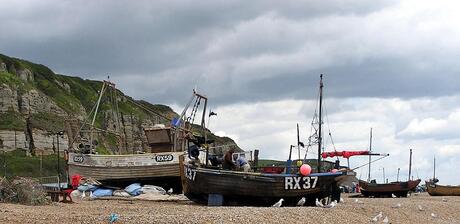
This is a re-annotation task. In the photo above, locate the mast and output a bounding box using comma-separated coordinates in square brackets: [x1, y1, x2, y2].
[433, 155, 436, 179]
[297, 123, 300, 160]
[317, 74, 323, 173]
[90, 81, 107, 152]
[408, 148, 413, 181]
[368, 128, 373, 182]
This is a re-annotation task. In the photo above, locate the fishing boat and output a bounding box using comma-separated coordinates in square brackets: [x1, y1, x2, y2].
[426, 180, 460, 196]
[359, 148, 421, 197]
[426, 156, 460, 196]
[182, 162, 343, 206]
[67, 80, 209, 190]
[320, 150, 388, 189]
[181, 75, 345, 206]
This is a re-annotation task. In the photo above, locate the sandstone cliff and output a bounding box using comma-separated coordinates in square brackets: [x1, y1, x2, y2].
[0, 53, 239, 155]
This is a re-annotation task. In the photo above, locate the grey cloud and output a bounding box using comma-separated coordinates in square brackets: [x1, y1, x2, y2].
[1, 0, 457, 107]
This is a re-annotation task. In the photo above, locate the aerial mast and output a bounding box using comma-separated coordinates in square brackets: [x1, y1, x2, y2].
[317, 74, 323, 173]
[368, 128, 373, 182]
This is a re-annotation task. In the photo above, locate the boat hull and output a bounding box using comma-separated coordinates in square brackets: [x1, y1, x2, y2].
[426, 181, 460, 196]
[68, 152, 184, 189]
[359, 179, 421, 197]
[182, 163, 344, 206]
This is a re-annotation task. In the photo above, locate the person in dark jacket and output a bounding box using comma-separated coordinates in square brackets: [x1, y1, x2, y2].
[222, 148, 236, 170]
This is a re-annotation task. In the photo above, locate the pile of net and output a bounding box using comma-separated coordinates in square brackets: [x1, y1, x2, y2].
[0, 177, 50, 205]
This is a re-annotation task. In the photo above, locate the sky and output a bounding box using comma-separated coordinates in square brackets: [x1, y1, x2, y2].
[1, 0, 460, 184]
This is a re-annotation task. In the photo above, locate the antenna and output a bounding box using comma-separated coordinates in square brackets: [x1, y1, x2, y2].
[368, 128, 372, 182]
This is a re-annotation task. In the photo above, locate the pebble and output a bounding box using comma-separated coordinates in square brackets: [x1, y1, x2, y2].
[0, 193, 458, 223]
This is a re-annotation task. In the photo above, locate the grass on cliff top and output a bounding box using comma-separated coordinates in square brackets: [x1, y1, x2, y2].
[0, 110, 25, 130]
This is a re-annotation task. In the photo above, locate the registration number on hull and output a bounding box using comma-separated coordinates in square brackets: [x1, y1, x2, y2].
[184, 167, 196, 181]
[284, 176, 318, 190]
[155, 154, 174, 162]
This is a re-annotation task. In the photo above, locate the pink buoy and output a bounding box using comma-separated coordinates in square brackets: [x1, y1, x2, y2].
[300, 164, 311, 176]
[331, 169, 338, 173]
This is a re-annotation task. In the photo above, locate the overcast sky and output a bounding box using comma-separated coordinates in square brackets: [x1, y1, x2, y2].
[2, 0, 460, 184]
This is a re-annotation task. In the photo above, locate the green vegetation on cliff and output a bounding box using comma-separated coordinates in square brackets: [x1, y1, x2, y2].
[0, 110, 25, 131]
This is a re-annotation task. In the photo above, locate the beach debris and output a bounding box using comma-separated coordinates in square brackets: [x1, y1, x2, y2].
[418, 205, 424, 211]
[340, 197, 344, 203]
[442, 198, 448, 202]
[108, 213, 119, 224]
[382, 216, 389, 223]
[113, 190, 131, 197]
[70, 190, 82, 201]
[323, 200, 336, 208]
[167, 188, 173, 195]
[391, 193, 397, 198]
[431, 213, 438, 218]
[354, 198, 364, 204]
[140, 185, 166, 195]
[316, 198, 324, 207]
[296, 197, 306, 206]
[371, 212, 383, 222]
[272, 198, 284, 207]
[391, 203, 401, 208]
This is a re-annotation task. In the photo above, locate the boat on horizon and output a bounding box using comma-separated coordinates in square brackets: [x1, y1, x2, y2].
[425, 156, 460, 196]
[359, 146, 421, 197]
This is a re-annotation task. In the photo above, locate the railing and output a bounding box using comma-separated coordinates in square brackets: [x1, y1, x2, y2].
[38, 176, 63, 192]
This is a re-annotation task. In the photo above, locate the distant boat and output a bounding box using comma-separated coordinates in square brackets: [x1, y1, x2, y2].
[181, 75, 345, 206]
[426, 156, 460, 196]
[359, 179, 421, 197]
[321, 150, 388, 189]
[358, 132, 420, 197]
[426, 180, 460, 196]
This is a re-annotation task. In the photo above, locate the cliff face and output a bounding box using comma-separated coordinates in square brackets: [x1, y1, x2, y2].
[0, 54, 239, 155]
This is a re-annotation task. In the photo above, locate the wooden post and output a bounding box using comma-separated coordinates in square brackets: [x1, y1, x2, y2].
[179, 155, 186, 194]
[253, 149, 259, 172]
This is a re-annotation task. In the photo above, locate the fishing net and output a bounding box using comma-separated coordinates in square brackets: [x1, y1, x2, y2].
[0, 177, 50, 205]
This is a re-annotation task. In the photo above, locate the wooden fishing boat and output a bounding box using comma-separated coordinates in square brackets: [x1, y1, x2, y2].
[426, 180, 460, 196]
[359, 179, 421, 197]
[67, 83, 209, 191]
[359, 149, 420, 197]
[425, 157, 460, 196]
[68, 151, 183, 186]
[181, 75, 345, 206]
[181, 162, 344, 206]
